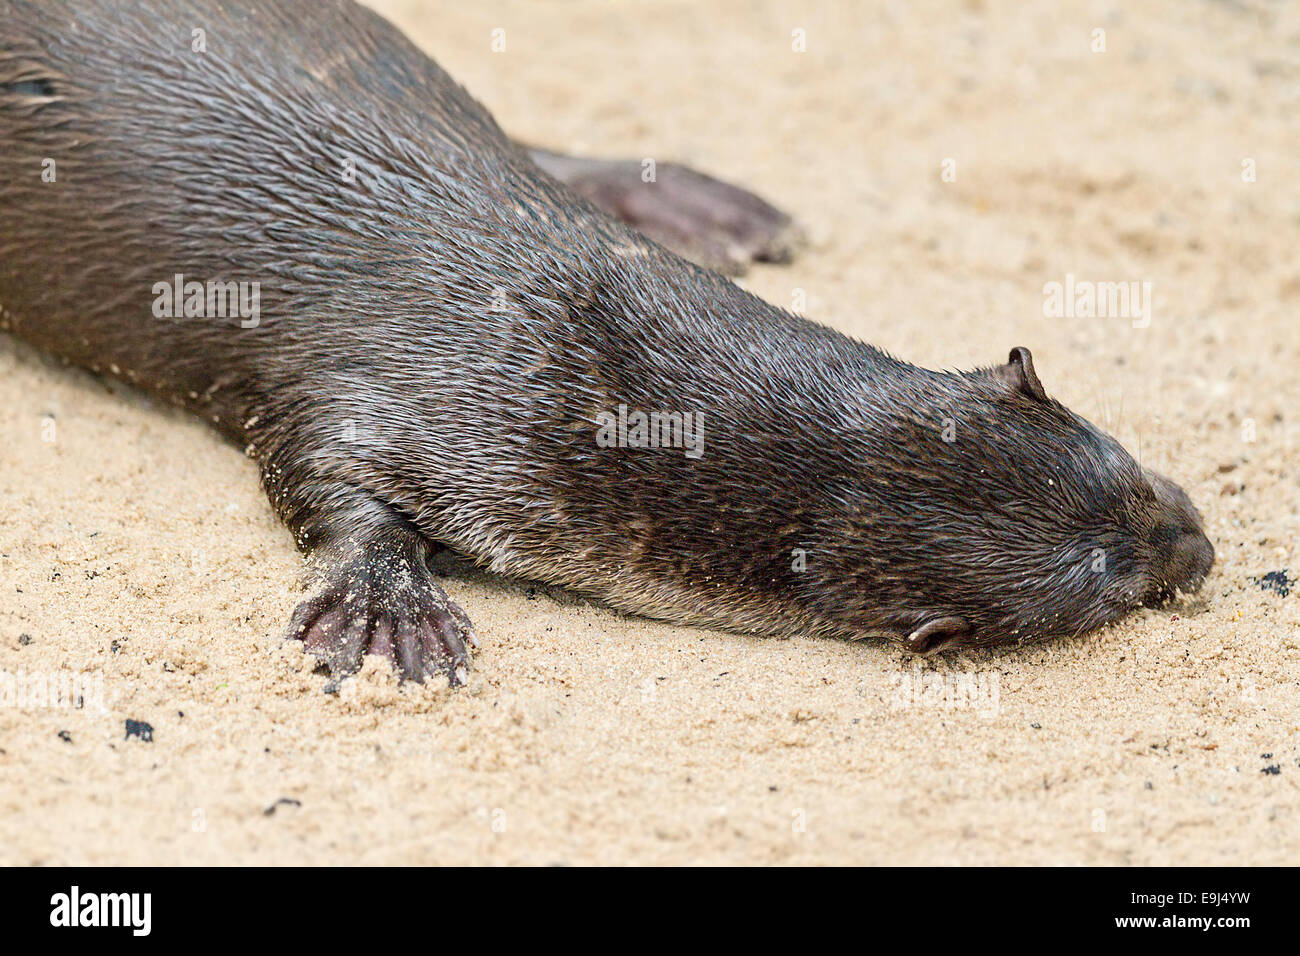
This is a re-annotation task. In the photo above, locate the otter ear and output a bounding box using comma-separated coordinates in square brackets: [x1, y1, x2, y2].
[985, 346, 1048, 401]
[905, 616, 970, 655]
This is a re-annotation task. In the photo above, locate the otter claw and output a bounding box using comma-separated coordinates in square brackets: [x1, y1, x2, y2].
[286, 544, 474, 684]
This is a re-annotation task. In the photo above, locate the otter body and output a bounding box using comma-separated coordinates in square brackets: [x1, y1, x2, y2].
[0, 0, 1213, 681]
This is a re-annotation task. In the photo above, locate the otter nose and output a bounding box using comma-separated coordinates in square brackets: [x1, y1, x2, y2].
[1166, 531, 1214, 593]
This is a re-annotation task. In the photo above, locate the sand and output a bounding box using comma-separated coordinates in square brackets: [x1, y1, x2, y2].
[1, 0, 1297, 865]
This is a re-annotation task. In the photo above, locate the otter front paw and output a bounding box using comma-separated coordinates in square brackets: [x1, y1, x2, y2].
[286, 536, 476, 685]
[528, 149, 803, 275]
[616, 161, 805, 275]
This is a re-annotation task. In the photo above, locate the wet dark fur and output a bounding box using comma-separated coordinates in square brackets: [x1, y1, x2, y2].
[0, 0, 1213, 676]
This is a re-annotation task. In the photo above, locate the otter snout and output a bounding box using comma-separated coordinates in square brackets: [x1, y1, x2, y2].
[1162, 530, 1215, 595]
[1142, 468, 1215, 602]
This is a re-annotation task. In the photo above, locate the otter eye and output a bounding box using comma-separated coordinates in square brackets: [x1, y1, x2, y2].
[1149, 523, 1181, 546]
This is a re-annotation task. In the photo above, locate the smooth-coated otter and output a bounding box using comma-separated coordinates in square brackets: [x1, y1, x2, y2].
[0, 0, 1214, 683]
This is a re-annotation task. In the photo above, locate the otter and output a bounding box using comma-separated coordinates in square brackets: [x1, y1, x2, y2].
[0, 0, 1214, 683]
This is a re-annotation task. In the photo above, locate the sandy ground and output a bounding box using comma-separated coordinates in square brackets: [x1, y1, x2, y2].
[2, 0, 1298, 865]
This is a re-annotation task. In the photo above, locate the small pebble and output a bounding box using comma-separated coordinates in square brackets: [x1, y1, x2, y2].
[1252, 570, 1291, 597]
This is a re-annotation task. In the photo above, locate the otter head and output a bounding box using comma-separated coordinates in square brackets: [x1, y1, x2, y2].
[804, 347, 1214, 654]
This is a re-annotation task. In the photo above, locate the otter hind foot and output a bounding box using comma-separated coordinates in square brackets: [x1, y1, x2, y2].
[286, 530, 475, 686]
[527, 148, 804, 275]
